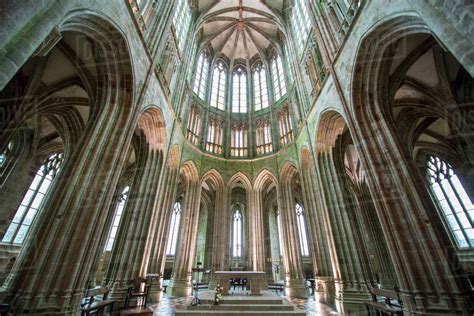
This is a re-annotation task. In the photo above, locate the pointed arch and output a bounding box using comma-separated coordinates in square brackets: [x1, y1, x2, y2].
[227, 172, 252, 192]
[137, 106, 166, 151]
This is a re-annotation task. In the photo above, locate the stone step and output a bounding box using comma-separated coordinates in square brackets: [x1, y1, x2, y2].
[176, 311, 306, 315]
[119, 307, 153, 316]
[188, 304, 294, 311]
[199, 298, 283, 305]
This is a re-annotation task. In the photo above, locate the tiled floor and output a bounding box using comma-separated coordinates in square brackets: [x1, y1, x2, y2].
[152, 290, 339, 315]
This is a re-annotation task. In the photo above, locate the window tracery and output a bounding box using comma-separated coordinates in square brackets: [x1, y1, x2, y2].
[271, 54, 287, 101]
[172, 0, 191, 51]
[253, 63, 269, 111]
[295, 203, 309, 256]
[205, 117, 224, 155]
[255, 119, 273, 155]
[2, 153, 63, 244]
[291, 0, 312, 53]
[186, 105, 201, 145]
[193, 52, 210, 100]
[426, 156, 473, 248]
[232, 207, 243, 258]
[166, 201, 182, 256]
[232, 66, 247, 113]
[230, 123, 248, 157]
[278, 106, 294, 145]
[210, 61, 227, 110]
[105, 186, 129, 251]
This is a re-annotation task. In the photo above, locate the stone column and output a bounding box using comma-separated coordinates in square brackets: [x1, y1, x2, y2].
[103, 140, 164, 305]
[250, 189, 266, 272]
[278, 176, 307, 297]
[210, 185, 227, 271]
[4, 99, 136, 314]
[317, 152, 370, 309]
[141, 160, 180, 302]
[168, 167, 201, 297]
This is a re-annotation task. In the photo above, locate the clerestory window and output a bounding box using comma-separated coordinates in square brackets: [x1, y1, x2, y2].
[271, 55, 287, 102]
[426, 155, 473, 248]
[253, 63, 269, 111]
[2, 153, 63, 244]
[193, 52, 210, 100]
[210, 61, 227, 110]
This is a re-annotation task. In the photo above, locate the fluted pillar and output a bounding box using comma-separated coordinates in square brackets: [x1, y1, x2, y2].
[4, 102, 136, 314]
[278, 169, 307, 298]
[210, 186, 226, 271]
[141, 158, 180, 302]
[250, 189, 266, 272]
[103, 140, 163, 305]
[168, 164, 201, 297]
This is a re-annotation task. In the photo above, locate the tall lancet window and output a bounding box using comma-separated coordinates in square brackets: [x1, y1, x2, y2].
[291, 0, 311, 52]
[295, 203, 309, 256]
[166, 201, 182, 256]
[271, 55, 287, 101]
[426, 156, 473, 248]
[232, 66, 247, 113]
[253, 63, 269, 111]
[172, 0, 191, 50]
[232, 207, 243, 258]
[105, 186, 130, 251]
[193, 52, 210, 100]
[210, 61, 227, 110]
[2, 153, 63, 244]
[276, 210, 284, 256]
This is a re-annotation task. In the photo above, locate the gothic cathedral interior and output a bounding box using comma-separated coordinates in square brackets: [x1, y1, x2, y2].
[0, 0, 473, 315]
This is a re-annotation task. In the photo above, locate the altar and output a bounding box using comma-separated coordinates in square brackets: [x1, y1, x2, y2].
[213, 271, 267, 295]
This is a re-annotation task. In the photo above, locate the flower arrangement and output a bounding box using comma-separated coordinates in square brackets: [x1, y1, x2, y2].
[213, 283, 224, 305]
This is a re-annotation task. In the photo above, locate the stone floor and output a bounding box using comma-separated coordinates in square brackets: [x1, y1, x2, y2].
[151, 290, 339, 315]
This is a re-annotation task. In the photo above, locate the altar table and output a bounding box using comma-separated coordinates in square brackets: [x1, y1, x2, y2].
[213, 271, 267, 295]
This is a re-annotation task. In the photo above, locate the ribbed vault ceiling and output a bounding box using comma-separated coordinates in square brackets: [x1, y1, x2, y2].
[196, 0, 285, 62]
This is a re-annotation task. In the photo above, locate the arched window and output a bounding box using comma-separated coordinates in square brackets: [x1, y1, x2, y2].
[232, 66, 247, 113]
[232, 207, 243, 258]
[166, 201, 182, 256]
[205, 117, 224, 155]
[271, 55, 287, 101]
[253, 63, 269, 111]
[210, 61, 227, 110]
[186, 105, 201, 145]
[256, 120, 273, 155]
[291, 0, 311, 52]
[276, 210, 284, 256]
[105, 186, 130, 251]
[278, 106, 294, 145]
[193, 52, 210, 100]
[172, 0, 191, 50]
[2, 153, 63, 244]
[295, 203, 309, 256]
[230, 123, 248, 157]
[426, 156, 473, 248]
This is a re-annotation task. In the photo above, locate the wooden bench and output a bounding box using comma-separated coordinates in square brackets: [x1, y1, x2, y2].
[365, 288, 403, 316]
[81, 287, 116, 316]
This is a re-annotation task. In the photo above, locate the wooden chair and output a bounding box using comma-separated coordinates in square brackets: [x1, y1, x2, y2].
[124, 277, 151, 309]
[365, 287, 403, 315]
[81, 287, 115, 316]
